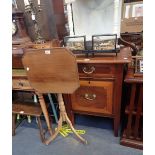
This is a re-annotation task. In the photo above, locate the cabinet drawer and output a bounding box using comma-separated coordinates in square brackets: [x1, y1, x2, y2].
[78, 63, 115, 78]
[12, 79, 32, 90]
[71, 80, 114, 114]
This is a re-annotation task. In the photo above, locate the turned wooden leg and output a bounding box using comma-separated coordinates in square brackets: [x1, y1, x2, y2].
[12, 114, 16, 136]
[37, 93, 53, 136]
[37, 117, 45, 143]
[65, 114, 87, 144]
[45, 93, 87, 145]
[45, 116, 63, 145]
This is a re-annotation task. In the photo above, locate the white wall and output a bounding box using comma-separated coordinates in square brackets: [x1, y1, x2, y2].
[72, 0, 122, 40]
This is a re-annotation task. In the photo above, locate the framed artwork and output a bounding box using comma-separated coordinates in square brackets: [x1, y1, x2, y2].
[63, 34, 118, 57]
[92, 34, 117, 51]
[63, 36, 86, 51]
[132, 56, 143, 74]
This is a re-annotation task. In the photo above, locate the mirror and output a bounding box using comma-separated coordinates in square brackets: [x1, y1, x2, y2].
[65, 0, 122, 40]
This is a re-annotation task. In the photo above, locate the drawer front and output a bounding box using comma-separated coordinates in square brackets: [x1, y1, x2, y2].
[12, 79, 32, 90]
[78, 63, 115, 78]
[71, 80, 114, 114]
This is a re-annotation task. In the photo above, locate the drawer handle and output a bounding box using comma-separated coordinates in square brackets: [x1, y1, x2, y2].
[82, 66, 95, 74]
[84, 93, 96, 101]
[19, 82, 23, 87]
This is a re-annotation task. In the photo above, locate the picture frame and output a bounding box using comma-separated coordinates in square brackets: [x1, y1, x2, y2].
[63, 34, 119, 57]
[92, 34, 117, 52]
[63, 35, 86, 51]
[132, 56, 143, 74]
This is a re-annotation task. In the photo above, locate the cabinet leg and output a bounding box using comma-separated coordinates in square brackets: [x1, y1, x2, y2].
[70, 111, 75, 125]
[114, 117, 119, 137]
[66, 111, 74, 125]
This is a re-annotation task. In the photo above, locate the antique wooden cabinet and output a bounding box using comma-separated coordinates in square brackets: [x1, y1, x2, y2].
[64, 47, 131, 136]
[120, 67, 143, 149]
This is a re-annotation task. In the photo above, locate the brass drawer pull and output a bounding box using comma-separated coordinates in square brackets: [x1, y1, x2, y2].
[84, 93, 96, 101]
[18, 82, 24, 87]
[82, 66, 95, 74]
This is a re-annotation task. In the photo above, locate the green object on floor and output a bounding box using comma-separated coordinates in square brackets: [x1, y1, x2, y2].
[56, 124, 86, 137]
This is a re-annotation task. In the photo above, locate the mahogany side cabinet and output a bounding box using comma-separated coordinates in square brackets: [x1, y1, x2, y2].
[64, 47, 131, 136]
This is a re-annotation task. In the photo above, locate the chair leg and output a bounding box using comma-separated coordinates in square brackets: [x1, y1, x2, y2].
[12, 114, 16, 136]
[36, 117, 45, 143]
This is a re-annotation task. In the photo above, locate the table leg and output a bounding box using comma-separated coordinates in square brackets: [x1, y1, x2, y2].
[45, 93, 87, 145]
[37, 93, 53, 136]
[12, 114, 16, 136]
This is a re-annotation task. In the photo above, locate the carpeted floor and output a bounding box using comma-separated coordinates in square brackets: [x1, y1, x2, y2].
[12, 115, 143, 155]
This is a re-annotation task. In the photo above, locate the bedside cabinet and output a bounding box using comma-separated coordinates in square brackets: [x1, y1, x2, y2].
[71, 80, 114, 115]
[64, 47, 131, 136]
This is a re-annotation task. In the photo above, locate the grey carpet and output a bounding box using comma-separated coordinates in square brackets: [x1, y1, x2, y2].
[12, 121, 143, 155]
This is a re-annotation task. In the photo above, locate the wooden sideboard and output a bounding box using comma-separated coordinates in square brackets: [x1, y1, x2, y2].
[64, 47, 132, 137]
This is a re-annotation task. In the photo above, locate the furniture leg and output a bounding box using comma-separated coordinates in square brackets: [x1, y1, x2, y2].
[12, 114, 16, 136]
[37, 93, 53, 136]
[36, 117, 45, 143]
[63, 94, 75, 125]
[114, 116, 119, 137]
[65, 114, 87, 143]
[45, 116, 63, 144]
[45, 93, 87, 145]
[70, 111, 75, 125]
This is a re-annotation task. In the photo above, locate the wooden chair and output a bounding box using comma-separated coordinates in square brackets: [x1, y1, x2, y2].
[22, 47, 87, 145]
[12, 100, 46, 143]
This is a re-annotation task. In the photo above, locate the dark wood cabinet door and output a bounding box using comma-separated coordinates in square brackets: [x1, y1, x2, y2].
[71, 80, 114, 115]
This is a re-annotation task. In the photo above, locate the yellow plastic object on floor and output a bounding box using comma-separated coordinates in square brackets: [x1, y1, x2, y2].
[55, 124, 86, 137]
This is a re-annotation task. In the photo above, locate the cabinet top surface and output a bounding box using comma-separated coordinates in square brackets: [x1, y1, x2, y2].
[76, 47, 131, 64]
